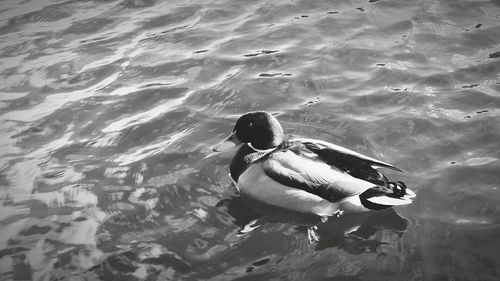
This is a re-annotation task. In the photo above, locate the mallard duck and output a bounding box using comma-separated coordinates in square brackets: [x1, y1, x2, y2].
[213, 111, 415, 220]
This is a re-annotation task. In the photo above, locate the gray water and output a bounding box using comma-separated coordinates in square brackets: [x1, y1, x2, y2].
[1, 0, 500, 280]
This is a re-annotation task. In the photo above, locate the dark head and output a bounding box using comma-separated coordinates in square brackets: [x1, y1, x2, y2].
[213, 111, 284, 151]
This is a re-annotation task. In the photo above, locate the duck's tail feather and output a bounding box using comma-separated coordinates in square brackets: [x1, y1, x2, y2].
[360, 182, 416, 210]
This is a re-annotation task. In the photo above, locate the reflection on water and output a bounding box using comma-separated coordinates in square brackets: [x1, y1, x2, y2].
[1, 0, 500, 280]
[219, 195, 410, 253]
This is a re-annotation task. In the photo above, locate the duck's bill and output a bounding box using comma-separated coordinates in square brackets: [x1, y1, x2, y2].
[213, 131, 242, 152]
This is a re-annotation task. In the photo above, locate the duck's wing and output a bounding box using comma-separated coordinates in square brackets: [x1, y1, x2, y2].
[262, 148, 376, 203]
[291, 138, 403, 172]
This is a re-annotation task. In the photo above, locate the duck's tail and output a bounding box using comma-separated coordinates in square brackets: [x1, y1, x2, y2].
[360, 181, 416, 210]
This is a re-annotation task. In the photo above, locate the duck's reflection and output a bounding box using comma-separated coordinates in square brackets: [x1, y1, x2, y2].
[312, 208, 409, 253]
[217, 195, 409, 253]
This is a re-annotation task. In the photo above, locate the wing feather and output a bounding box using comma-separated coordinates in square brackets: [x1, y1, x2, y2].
[292, 138, 403, 172]
[262, 149, 375, 202]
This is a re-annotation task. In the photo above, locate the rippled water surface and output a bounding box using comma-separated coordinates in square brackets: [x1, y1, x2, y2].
[1, 0, 500, 280]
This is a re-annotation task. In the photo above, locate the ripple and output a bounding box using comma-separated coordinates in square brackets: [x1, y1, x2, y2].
[463, 157, 498, 166]
[31, 184, 97, 208]
[2, 73, 119, 122]
[113, 127, 195, 166]
[108, 80, 187, 96]
[102, 90, 193, 133]
[0, 91, 30, 101]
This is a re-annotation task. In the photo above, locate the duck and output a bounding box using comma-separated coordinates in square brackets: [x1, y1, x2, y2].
[213, 111, 416, 221]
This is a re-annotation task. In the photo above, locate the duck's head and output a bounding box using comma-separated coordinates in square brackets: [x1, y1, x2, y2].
[213, 111, 284, 152]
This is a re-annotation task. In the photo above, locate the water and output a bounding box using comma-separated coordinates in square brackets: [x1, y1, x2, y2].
[1, 0, 500, 280]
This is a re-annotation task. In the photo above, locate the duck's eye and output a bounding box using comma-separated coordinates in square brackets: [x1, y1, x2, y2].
[248, 122, 253, 127]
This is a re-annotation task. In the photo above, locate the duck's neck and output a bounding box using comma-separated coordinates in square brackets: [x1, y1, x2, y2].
[247, 143, 276, 153]
[229, 144, 276, 182]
